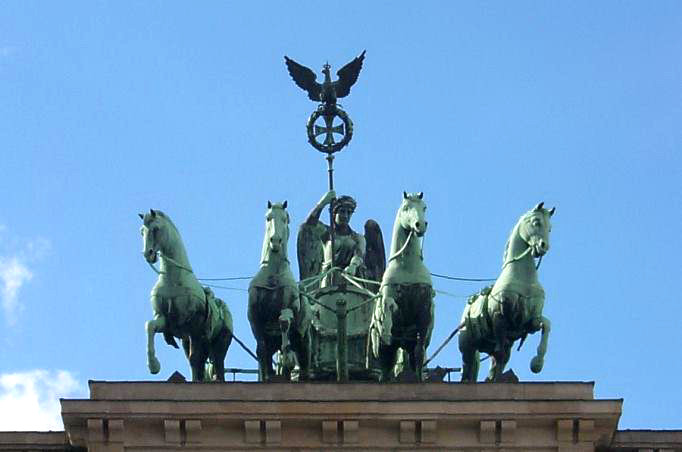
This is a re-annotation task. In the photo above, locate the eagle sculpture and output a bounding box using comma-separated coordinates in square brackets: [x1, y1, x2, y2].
[284, 51, 366, 106]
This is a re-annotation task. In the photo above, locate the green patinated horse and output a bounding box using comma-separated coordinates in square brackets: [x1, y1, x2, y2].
[459, 203, 555, 382]
[248, 201, 312, 381]
[140, 209, 233, 382]
[369, 192, 434, 382]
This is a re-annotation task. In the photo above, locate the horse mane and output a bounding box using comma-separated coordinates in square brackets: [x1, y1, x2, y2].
[389, 200, 407, 257]
[153, 210, 181, 238]
[502, 224, 517, 265]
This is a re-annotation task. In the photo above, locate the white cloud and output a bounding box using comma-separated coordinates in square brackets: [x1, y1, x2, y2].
[0, 46, 16, 58]
[0, 258, 33, 325]
[0, 370, 84, 431]
[0, 227, 51, 325]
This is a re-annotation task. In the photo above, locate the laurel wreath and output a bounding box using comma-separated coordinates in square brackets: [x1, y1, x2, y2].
[306, 106, 354, 154]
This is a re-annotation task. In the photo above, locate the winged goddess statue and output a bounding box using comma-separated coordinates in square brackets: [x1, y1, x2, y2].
[284, 50, 366, 109]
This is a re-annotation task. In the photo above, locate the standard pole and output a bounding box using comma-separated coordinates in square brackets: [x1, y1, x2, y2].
[326, 153, 335, 271]
[336, 298, 348, 382]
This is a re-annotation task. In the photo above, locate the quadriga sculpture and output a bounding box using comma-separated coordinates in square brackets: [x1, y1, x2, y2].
[369, 192, 434, 382]
[459, 202, 555, 382]
[248, 201, 312, 381]
[140, 209, 233, 381]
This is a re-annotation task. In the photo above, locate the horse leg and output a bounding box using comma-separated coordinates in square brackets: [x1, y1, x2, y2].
[145, 314, 166, 375]
[487, 343, 511, 382]
[486, 354, 498, 382]
[290, 330, 310, 381]
[410, 335, 425, 382]
[248, 288, 269, 382]
[279, 316, 293, 380]
[255, 338, 268, 382]
[530, 316, 551, 373]
[301, 332, 312, 381]
[188, 337, 209, 382]
[490, 309, 507, 354]
[458, 330, 477, 382]
[267, 336, 279, 380]
[413, 292, 434, 383]
[471, 350, 480, 382]
[209, 329, 232, 382]
[285, 287, 310, 381]
[182, 336, 191, 361]
[379, 343, 399, 382]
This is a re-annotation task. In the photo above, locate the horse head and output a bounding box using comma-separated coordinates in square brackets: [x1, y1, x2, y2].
[139, 209, 170, 264]
[399, 191, 428, 237]
[518, 202, 555, 258]
[264, 201, 290, 257]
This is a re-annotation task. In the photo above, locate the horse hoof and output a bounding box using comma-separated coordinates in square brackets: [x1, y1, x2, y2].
[148, 357, 161, 374]
[530, 356, 544, 373]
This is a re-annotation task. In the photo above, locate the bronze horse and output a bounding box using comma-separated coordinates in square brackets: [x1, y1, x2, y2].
[459, 203, 555, 382]
[140, 209, 233, 381]
[248, 202, 312, 381]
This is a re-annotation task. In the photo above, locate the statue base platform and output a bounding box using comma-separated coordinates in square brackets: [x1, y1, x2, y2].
[57, 380, 633, 451]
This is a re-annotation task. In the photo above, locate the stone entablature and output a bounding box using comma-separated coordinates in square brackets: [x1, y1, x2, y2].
[59, 381, 623, 451]
[1, 383, 680, 451]
[609, 429, 682, 451]
[0, 431, 74, 451]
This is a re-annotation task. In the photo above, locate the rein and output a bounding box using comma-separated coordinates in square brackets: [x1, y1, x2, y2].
[502, 243, 544, 271]
[502, 246, 532, 268]
[388, 229, 414, 262]
[146, 252, 194, 275]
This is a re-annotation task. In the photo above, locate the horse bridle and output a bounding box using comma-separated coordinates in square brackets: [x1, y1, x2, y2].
[502, 232, 544, 271]
[146, 251, 194, 275]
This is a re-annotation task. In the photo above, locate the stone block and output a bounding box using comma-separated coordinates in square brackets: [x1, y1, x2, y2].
[185, 419, 202, 444]
[557, 419, 574, 442]
[265, 420, 281, 444]
[480, 420, 496, 444]
[420, 420, 437, 444]
[399, 420, 416, 443]
[87, 419, 104, 443]
[578, 419, 595, 442]
[501, 419, 516, 444]
[164, 419, 181, 444]
[343, 420, 358, 444]
[322, 420, 338, 443]
[108, 419, 124, 443]
[244, 420, 261, 444]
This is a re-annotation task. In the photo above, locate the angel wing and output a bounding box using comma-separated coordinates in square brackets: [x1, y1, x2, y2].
[363, 219, 386, 282]
[297, 221, 326, 288]
[284, 56, 322, 101]
[334, 50, 366, 98]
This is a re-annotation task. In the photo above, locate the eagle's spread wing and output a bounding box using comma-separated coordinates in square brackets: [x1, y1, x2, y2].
[284, 56, 321, 101]
[334, 50, 366, 99]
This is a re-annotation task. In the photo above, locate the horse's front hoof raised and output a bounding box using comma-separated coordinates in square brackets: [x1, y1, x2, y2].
[530, 356, 544, 373]
[148, 356, 161, 374]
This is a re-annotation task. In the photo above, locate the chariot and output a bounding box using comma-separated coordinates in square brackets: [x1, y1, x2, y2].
[304, 284, 380, 380]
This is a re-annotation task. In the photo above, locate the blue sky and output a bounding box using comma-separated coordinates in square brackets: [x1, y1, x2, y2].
[1, 2, 680, 430]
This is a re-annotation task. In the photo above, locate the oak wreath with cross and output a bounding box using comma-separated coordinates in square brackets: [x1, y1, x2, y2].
[306, 105, 354, 154]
